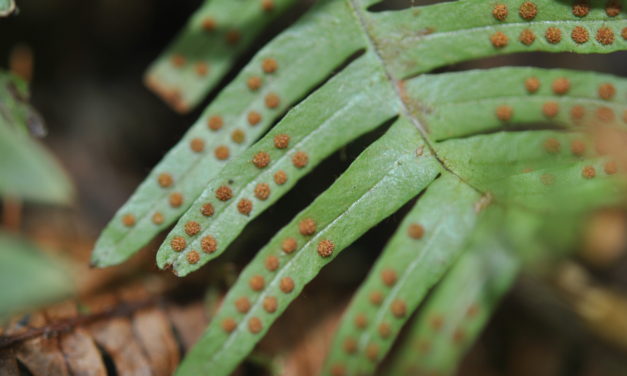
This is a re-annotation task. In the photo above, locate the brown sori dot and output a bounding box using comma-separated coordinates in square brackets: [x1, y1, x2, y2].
[247, 111, 262, 126]
[596, 27, 615, 45]
[185, 221, 201, 236]
[195, 62, 209, 77]
[186, 250, 200, 264]
[274, 134, 290, 149]
[280, 277, 294, 293]
[274, 170, 288, 185]
[201, 203, 215, 217]
[214, 145, 230, 160]
[216, 185, 233, 201]
[247, 76, 262, 91]
[171, 236, 186, 252]
[391, 299, 407, 318]
[201, 235, 217, 253]
[292, 151, 309, 168]
[171, 54, 185, 67]
[237, 199, 253, 215]
[519, 1, 538, 20]
[354, 313, 368, 329]
[582, 165, 596, 179]
[418, 340, 431, 354]
[226, 30, 241, 45]
[299, 218, 317, 235]
[431, 315, 444, 330]
[381, 268, 397, 286]
[208, 115, 223, 131]
[453, 329, 466, 344]
[331, 364, 346, 376]
[201, 17, 216, 32]
[545, 27, 562, 44]
[572, 0, 590, 17]
[571, 140, 586, 156]
[254, 183, 271, 200]
[571, 26, 589, 44]
[492, 4, 508, 21]
[317, 240, 335, 258]
[248, 317, 263, 334]
[543, 101, 559, 118]
[598, 83, 616, 100]
[369, 291, 383, 306]
[265, 255, 279, 271]
[604, 161, 618, 175]
[169, 192, 183, 208]
[541, 173, 556, 186]
[152, 212, 164, 225]
[606, 0, 621, 16]
[122, 214, 135, 227]
[282, 237, 297, 254]
[407, 223, 425, 239]
[466, 304, 479, 318]
[231, 129, 245, 144]
[552, 77, 570, 95]
[221, 318, 236, 333]
[190, 138, 205, 153]
[249, 275, 265, 291]
[525, 77, 540, 93]
[519, 29, 536, 45]
[262, 58, 278, 73]
[366, 344, 379, 362]
[235, 297, 251, 313]
[571, 105, 585, 120]
[263, 296, 277, 313]
[378, 323, 391, 338]
[544, 138, 561, 154]
[265, 93, 280, 108]
[496, 105, 513, 121]
[158, 172, 173, 188]
[252, 151, 271, 168]
[490, 31, 508, 48]
[343, 337, 357, 354]
[597, 106, 615, 122]
[622, 27, 627, 40]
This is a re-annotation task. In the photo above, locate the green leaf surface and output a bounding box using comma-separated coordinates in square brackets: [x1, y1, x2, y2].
[92, 0, 366, 267]
[435, 130, 626, 211]
[322, 173, 481, 376]
[145, 0, 301, 111]
[174, 118, 441, 376]
[0, 72, 73, 204]
[157, 52, 399, 276]
[404, 67, 627, 140]
[0, 232, 73, 319]
[0, 0, 15, 17]
[370, 0, 627, 78]
[386, 231, 519, 376]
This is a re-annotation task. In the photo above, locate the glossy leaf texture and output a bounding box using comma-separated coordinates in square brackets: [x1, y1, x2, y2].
[175, 118, 441, 375]
[0, 72, 73, 204]
[144, 0, 301, 112]
[92, 0, 366, 267]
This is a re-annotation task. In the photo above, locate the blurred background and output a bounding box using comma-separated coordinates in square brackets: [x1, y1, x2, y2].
[1, 0, 627, 375]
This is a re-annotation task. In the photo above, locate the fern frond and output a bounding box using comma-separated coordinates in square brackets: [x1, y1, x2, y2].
[92, 0, 366, 267]
[175, 118, 440, 375]
[144, 0, 301, 112]
[370, 0, 627, 78]
[156, 53, 399, 275]
[385, 234, 519, 376]
[321, 173, 481, 375]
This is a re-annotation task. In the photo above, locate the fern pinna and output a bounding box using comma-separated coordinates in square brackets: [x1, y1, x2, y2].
[91, 0, 627, 375]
